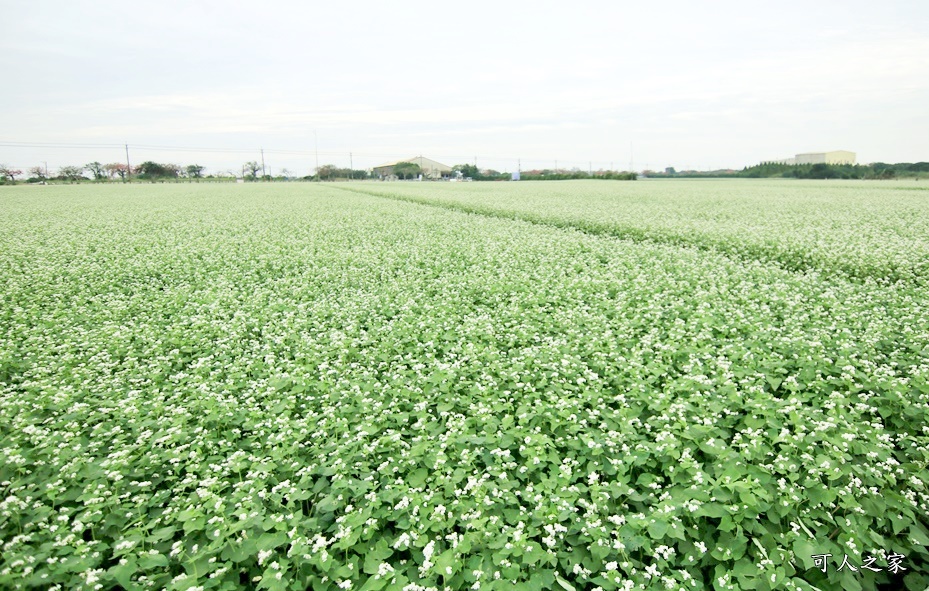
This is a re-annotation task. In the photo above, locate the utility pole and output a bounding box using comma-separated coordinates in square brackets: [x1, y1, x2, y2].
[43, 161, 48, 179]
[349, 152, 353, 180]
[589, 161, 592, 177]
[314, 131, 319, 182]
[260, 148, 266, 180]
[124, 143, 131, 182]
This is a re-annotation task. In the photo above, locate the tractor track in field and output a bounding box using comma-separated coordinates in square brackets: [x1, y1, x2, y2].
[334, 184, 927, 290]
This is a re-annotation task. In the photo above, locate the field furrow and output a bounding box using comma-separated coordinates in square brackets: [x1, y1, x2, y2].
[340, 180, 929, 286]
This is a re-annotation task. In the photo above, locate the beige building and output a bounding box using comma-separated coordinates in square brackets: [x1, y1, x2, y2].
[780, 150, 856, 165]
[373, 156, 452, 179]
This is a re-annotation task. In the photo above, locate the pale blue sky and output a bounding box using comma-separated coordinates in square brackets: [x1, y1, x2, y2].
[2, 0, 927, 175]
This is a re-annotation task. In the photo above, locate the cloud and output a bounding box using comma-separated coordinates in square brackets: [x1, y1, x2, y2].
[2, 3, 927, 169]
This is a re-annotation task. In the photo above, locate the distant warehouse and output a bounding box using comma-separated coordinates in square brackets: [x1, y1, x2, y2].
[373, 156, 452, 180]
[778, 151, 856, 165]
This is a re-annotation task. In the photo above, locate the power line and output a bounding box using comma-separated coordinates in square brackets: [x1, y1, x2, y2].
[132, 144, 257, 154]
[2, 141, 611, 166]
[0, 141, 124, 149]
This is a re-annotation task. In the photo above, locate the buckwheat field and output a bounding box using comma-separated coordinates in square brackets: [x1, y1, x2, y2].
[1, 180, 927, 591]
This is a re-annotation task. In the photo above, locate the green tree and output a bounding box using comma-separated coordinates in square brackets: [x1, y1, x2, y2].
[243, 161, 261, 179]
[808, 163, 836, 179]
[453, 163, 480, 179]
[137, 161, 169, 179]
[317, 164, 339, 181]
[186, 164, 205, 178]
[394, 162, 422, 180]
[58, 165, 85, 181]
[85, 161, 106, 180]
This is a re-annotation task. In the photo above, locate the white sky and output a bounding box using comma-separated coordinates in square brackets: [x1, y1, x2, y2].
[1, 0, 928, 176]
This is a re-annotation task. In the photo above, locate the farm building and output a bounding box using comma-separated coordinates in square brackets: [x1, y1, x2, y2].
[373, 156, 452, 180]
[778, 151, 856, 165]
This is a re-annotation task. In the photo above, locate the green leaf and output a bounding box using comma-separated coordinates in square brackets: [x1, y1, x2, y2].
[697, 502, 729, 518]
[138, 553, 169, 569]
[908, 524, 929, 546]
[408, 468, 429, 488]
[257, 532, 289, 551]
[147, 526, 177, 543]
[360, 576, 388, 591]
[647, 520, 668, 540]
[904, 572, 929, 591]
[838, 573, 862, 591]
[791, 539, 818, 571]
[436, 549, 459, 574]
[108, 559, 137, 588]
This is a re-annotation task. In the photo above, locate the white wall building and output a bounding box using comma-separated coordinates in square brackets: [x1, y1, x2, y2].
[372, 156, 452, 179]
[778, 150, 856, 165]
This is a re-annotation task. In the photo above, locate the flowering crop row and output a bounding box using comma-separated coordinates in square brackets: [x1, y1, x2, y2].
[0, 184, 927, 590]
[347, 179, 929, 285]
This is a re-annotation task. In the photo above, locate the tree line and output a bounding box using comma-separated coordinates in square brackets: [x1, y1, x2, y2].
[13, 159, 922, 184]
[450, 164, 636, 181]
[0, 161, 211, 183]
[0, 160, 378, 184]
[738, 161, 929, 179]
[516, 169, 637, 181]
[645, 161, 929, 180]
